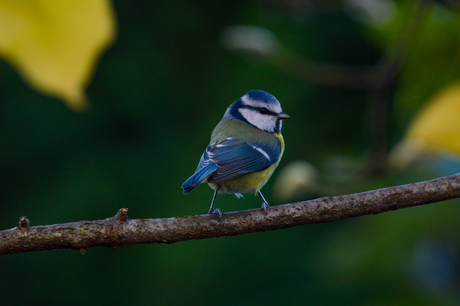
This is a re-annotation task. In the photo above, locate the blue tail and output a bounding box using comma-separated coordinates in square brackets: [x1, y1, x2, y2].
[182, 163, 217, 194]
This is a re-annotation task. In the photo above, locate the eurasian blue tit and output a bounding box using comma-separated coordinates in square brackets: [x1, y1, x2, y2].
[182, 90, 289, 216]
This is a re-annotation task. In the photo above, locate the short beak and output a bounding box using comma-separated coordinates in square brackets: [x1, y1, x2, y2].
[277, 112, 290, 119]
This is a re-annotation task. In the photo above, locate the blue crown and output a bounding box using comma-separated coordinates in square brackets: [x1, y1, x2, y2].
[246, 90, 278, 104]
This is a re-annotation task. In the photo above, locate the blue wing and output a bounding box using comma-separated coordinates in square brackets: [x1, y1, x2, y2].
[182, 137, 280, 194]
[207, 137, 280, 183]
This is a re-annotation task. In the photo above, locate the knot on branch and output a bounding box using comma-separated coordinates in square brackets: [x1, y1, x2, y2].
[105, 208, 130, 250]
[18, 216, 30, 231]
[113, 208, 129, 222]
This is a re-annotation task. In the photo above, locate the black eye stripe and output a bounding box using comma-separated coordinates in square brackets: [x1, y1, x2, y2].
[259, 107, 268, 114]
[245, 105, 276, 116]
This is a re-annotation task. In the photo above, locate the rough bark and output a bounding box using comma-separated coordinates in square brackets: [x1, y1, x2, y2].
[1, 173, 460, 255]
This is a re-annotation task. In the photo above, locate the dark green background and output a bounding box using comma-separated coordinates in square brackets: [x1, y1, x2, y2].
[1, 1, 460, 305]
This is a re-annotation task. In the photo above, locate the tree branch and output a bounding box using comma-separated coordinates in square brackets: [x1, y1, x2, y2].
[1, 173, 460, 256]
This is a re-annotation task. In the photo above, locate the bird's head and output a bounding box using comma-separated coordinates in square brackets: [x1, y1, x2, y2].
[224, 90, 289, 133]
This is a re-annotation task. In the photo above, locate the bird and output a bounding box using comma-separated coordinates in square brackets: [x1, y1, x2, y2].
[182, 90, 289, 216]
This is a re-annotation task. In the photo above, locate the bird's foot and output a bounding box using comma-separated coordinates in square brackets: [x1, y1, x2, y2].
[261, 202, 270, 212]
[208, 208, 222, 218]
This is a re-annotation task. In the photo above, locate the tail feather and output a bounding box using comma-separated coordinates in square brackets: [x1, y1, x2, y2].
[182, 163, 217, 194]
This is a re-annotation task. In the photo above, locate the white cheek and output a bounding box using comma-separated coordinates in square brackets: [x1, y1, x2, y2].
[239, 108, 276, 132]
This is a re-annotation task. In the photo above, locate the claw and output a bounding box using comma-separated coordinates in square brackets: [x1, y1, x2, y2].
[261, 202, 270, 212]
[210, 208, 222, 218]
[258, 191, 270, 212]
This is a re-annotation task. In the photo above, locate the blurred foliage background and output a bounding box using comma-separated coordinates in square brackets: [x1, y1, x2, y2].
[1, 0, 460, 305]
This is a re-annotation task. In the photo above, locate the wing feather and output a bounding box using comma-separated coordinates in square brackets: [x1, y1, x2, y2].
[207, 137, 280, 183]
[182, 136, 281, 193]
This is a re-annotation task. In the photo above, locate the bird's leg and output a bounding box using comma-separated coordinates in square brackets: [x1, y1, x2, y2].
[208, 188, 222, 217]
[258, 191, 270, 212]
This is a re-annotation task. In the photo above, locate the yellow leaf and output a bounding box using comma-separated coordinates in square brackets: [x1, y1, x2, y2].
[389, 80, 460, 168]
[0, 0, 116, 110]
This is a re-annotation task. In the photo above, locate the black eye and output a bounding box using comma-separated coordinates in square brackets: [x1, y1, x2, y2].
[259, 108, 268, 115]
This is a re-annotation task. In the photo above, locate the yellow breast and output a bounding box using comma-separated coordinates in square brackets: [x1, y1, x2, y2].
[275, 133, 285, 156]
